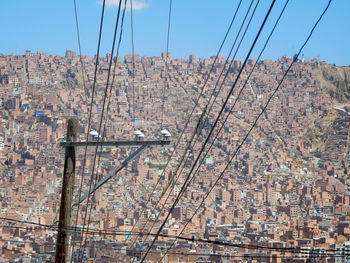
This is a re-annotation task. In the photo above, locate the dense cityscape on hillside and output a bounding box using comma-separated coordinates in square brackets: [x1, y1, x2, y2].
[0, 50, 349, 262]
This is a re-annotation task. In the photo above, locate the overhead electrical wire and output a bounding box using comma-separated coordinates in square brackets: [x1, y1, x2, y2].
[154, 0, 257, 207]
[73, 0, 88, 98]
[138, 0, 258, 249]
[127, 0, 176, 247]
[2, 235, 348, 260]
[155, 0, 259, 224]
[130, 0, 136, 126]
[162, 0, 256, 201]
[96, 0, 128, 187]
[3, 239, 349, 261]
[159, 0, 291, 259]
[3, 240, 304, 259]
[160, 0, 173, 128]
[79, 4, 127, 260]
[175, 0, 291, 240]
[139, 0, 260, 247]
[159, 0, 333, 260]
[129, 0, 243, 242]
[1, 217, 348, 257]
[80, 0, 129, 251]
[156, 0, 267, 243]
[201, 0, 259, 131]
[127, 1, 149, 227]
[112, 251, 350, 260]
[0, 0, 336, 262]
[84, 0, 157, 239]
[139, 1, 277, 261]
[47, 0, 332, 262]
[70, 0, 107, 259]
[78, 1, 124, 261]
[127, 0, 243, 248]
[127, 1, 176, 244]
[129, 0, 250, 250]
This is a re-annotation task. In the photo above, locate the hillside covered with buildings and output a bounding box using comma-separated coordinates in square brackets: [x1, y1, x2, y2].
[0, 51, 349, 262]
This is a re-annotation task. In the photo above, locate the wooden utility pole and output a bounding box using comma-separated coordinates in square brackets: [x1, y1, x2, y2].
[55, 119, 170, 262]
[55, 118, 78, 263]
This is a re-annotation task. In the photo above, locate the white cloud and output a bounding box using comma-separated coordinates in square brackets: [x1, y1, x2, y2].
[98, 0, 150, 11]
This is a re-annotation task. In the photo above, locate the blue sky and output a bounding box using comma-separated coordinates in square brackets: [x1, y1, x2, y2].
[0, 0, 348, 65]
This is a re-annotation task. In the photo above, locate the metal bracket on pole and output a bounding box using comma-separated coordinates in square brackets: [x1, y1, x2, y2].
[73, 144, 149, 206]
[60, 140, 170, 148]
[61, 139, 170, 206]
[55, 126, 171, 262]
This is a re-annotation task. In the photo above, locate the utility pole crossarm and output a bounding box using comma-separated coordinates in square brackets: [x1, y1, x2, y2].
[55, 120, 171, 261]
[74, 144, 149, 206]
[60, 140, 170, 148]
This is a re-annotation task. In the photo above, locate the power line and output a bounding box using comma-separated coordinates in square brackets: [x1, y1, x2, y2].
[3, 235, 348, 261]
[166, 0, 291, 250]
[159, 0, 257, 203]
[52, 0, 334, 262]
[71, 0, 107, 259]
[159, 0, 287, 255]
[2, 221, 349, 257]
[133, 252, 350, 260]
[72, 0, 88, 99]
[160, 0, 173, 128]
[160, 0, 333, 260]
[139, 1, 277, 261]
[161, 234, 346, 256]
[128, 0, 243, 248]
[78, 2, 129, 260]
[99, 0, 127, 173]
[164, 0, 256, 202]
[89, 0, 131, 224]
[78, 1, 124, 261]
[148, 0, 261, 244]
[1, 217, 349, 257]
[2, 239, 348, 261]
[130, 0, 136, 126]
[100, 0, 127, 157]
[139, 0, 259, 247]
[201, 0, 259, 131]
[91, 0, 128, 196]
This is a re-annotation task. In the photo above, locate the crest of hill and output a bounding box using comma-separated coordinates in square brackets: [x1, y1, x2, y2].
[305, 64, 350, 179]
[319, 63, 350, 103]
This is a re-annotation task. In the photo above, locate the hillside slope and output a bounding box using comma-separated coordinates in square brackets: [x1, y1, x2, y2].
[305, 64, 350, 179]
